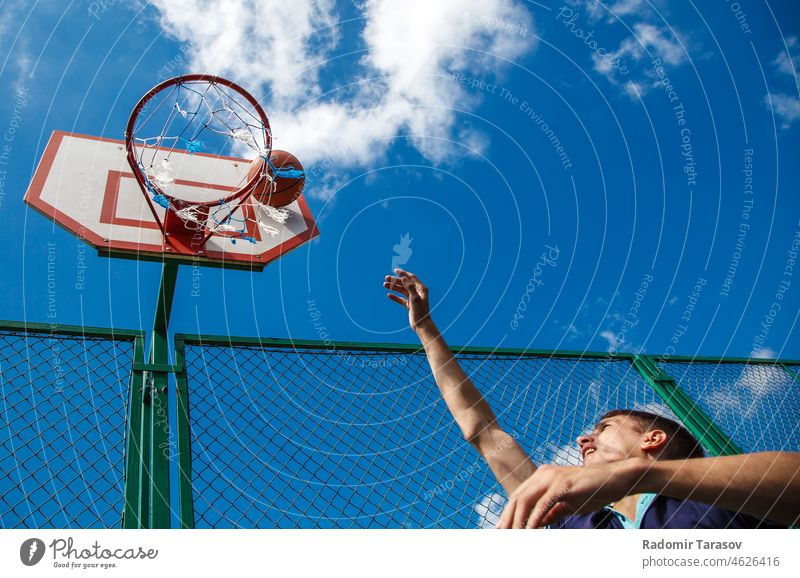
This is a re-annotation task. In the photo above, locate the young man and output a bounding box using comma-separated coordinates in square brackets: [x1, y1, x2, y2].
[384, 269, 800, 529]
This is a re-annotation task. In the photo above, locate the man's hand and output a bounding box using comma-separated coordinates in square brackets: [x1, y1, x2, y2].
[497, 458, 647, 529]
[384, 268, 435, 334]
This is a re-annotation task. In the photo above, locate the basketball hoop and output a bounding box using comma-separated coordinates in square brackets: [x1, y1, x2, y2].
[124, 74, 302, 254]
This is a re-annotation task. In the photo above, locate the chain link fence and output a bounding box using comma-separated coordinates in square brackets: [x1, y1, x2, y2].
[657, 360, 800, 453]
[178, 339, 690, 529]
[0, 323, 142, 528]
[2, 323, 798, 529]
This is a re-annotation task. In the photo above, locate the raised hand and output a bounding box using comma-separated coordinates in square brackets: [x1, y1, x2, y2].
[383, 268, 435, 334]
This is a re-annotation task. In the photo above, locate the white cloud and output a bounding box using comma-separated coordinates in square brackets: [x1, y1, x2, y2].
[599, 329, 619, 350]
[734, 365, 785, 395]
[687, 365, 787, 428]
[561, 321, 585, 341]
[145, 0, 537, 195]
[0, 1, 34, 93]
[633, 23, 684, 65]
[765, 91, 800, 129]
[563, 2, 687, 98]
[623, 79, 644, 99]
[766, 37, 800, 129]
[538, 441, 582, 466]
[633, 400, 680, 424]
[583, 0, 647, 23]
[474, 492, 506, 528]
[774, 36, 799, 80]
[599, 326, 643, 354]
[0, 0, 24, 45]
[751, 346, 777, 360]
[147, 0, 339, 104]
[702, 388, 745, 416]
[609, 0, 647, 17]
[596, 22, 684, 75]
[579, 9, 687, 98]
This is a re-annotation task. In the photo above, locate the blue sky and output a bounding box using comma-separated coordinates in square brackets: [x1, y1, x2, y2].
[0, 0, 798, 361]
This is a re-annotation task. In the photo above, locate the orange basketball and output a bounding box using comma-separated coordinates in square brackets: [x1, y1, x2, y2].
[247, 150, 305, 208]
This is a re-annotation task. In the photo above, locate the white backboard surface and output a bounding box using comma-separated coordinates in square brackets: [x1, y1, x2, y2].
[24, 131, 318, 269]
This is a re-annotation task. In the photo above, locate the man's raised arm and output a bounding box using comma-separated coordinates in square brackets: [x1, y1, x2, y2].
[384, 269, 536, 495]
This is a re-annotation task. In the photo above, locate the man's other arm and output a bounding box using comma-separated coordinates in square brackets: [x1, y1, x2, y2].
[498, 451, 800, 528]
[638, 451, 800, 526]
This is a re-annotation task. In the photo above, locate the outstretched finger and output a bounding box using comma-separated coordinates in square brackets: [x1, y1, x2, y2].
[384, 277, 409, 295]
[394, 268, 422, 284]
[386, 293, 408, 308]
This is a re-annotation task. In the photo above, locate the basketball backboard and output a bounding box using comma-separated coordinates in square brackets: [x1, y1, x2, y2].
[24, 131, 319, 270]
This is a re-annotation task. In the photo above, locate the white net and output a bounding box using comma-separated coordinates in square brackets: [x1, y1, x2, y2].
[128, 77, 296, 243]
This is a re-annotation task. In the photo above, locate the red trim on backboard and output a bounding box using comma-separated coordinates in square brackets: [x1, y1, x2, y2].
[23, 130, 319, 268]
[101, 171, 160, 230]
[24, 131, 109, 251]
[100, 170, 262, 241]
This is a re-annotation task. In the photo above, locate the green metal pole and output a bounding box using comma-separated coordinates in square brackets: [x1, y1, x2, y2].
[631, 355, 742, 456]
[779, 363, 800, 382]
[139, 374, 152, 528]
[149, 262, 179, 528]
[174, 337, 195, 528]
[122, 337, 146, 528]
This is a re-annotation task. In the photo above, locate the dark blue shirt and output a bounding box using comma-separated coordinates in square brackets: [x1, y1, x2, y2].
[551, 494, 782, 529]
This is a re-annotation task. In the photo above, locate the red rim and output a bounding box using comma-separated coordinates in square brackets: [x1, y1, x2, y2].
[124, 75, 272, 236]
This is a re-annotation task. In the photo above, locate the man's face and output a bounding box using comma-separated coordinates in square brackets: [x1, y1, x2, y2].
[576, 415, 647, 466]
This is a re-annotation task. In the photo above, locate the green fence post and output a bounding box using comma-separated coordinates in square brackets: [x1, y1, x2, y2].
[779, 363, 799, 382]
[631, 355, 742, 456]
[149, 262, 179, 528]
[123, 336, 146, 528]
[174, 336, 195, 528]
[139, 371, 153, 528]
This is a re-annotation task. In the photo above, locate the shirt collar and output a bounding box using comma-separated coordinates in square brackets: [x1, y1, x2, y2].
[604, 493, 658, 529]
